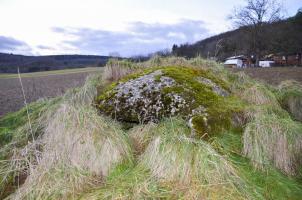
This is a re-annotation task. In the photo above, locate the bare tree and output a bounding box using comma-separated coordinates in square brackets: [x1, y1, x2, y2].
[214, 39, 223, 60]
[230, 0, 283, 66]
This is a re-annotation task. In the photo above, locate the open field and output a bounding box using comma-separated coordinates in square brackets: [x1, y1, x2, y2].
[0, 67, 102, 79]
[231, 67, 302, 85]
[0, 67, 102, 117]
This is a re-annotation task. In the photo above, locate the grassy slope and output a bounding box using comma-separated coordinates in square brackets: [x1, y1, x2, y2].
[1, 57, 302, 199]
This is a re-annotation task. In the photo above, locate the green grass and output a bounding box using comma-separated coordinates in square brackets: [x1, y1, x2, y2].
[0, 67, 102, 79]
[212, 132, 302, 200]
[0, 98, 61, 148]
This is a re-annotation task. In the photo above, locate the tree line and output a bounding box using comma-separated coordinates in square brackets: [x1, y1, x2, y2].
[172, 0, 302, 65]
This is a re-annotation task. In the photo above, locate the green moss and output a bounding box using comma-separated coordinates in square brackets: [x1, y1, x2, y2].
[154, 74, 161, 82]
[159, 66, 244, 135]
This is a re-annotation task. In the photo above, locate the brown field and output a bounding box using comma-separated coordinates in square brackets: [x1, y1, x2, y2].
[0, 67, 102, 117]
[231, 67, 302, 85]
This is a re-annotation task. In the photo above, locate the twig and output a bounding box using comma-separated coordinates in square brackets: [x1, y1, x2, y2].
[17, 67, 35, 143]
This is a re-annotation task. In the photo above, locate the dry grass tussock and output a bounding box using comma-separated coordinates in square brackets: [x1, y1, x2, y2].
[243, 114, 302, 176]
[102, 59, 139, 83]
[2, 74, 133, 199]
[136, 119, 254, 199]
[277, 80, 302, 122]
[0, 98, 60, 198]
[81, 118, 256, 200]
[10, 104, 132, 199]
[102, 56, 228, 85]
[240, 83, 279, 106]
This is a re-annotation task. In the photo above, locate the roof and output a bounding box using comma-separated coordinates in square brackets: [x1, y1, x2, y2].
[224, 59, 242, 65]
[226, 55, 246, 60]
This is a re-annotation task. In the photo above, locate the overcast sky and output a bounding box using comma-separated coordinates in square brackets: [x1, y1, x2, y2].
[0, 0, 300, 56]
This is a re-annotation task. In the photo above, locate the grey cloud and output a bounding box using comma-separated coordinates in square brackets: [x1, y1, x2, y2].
[37, 45, 55, 50]
[51, 27, 67, 33]
[0, 36, 32, 54]
[53, 19, 209, 56]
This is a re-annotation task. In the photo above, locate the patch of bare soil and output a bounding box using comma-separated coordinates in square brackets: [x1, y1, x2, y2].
[0, 72, 92, 117]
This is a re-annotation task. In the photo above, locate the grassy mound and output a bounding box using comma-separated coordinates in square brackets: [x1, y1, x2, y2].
[1, 56, 302, 199]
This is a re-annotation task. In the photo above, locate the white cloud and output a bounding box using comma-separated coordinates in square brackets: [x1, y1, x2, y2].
[51, 19, 209, 56]
[0, 0, 299, 55]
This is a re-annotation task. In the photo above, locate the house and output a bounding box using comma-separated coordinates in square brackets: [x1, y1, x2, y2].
[224, 55, 248, 68]
[268, 53, 302, 66]
[259, 60, 275, 67]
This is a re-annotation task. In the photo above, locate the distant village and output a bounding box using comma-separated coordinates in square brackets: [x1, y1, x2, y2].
[224, 53, 302, 68]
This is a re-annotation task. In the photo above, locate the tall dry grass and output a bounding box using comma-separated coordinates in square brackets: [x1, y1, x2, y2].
[80, 118, 256, 200]
[243, 114, 302, 176]
[102, 59, 139, 83]
[2, 74, 133, 199]
[241, 83, 279, 106]
[277, 80, 302, 122]
[10, 104, 132, 199]
[136, 118, 254, 199]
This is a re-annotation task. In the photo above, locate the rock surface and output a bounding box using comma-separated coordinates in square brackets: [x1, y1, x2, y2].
[97, 66, 237, 134]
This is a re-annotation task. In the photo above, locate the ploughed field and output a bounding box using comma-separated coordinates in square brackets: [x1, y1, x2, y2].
[231, 67, 302, 85]
[0, 67, 102, 117]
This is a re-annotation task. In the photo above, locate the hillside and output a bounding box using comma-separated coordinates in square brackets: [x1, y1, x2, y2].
[172, 10, 302, 60]
[1, 57, 302, 199]
[0, 53, 110, 73]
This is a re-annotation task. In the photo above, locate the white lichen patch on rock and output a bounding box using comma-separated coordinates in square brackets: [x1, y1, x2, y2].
[98, 70, 189, 123]
[196, 77, 229, 97]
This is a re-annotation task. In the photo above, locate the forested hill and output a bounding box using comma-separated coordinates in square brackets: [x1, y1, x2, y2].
[0, 53, 110, 73]
[172, 10, 302, 60]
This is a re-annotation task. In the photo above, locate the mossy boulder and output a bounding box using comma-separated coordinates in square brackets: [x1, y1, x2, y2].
[96, 66, 242, 135]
